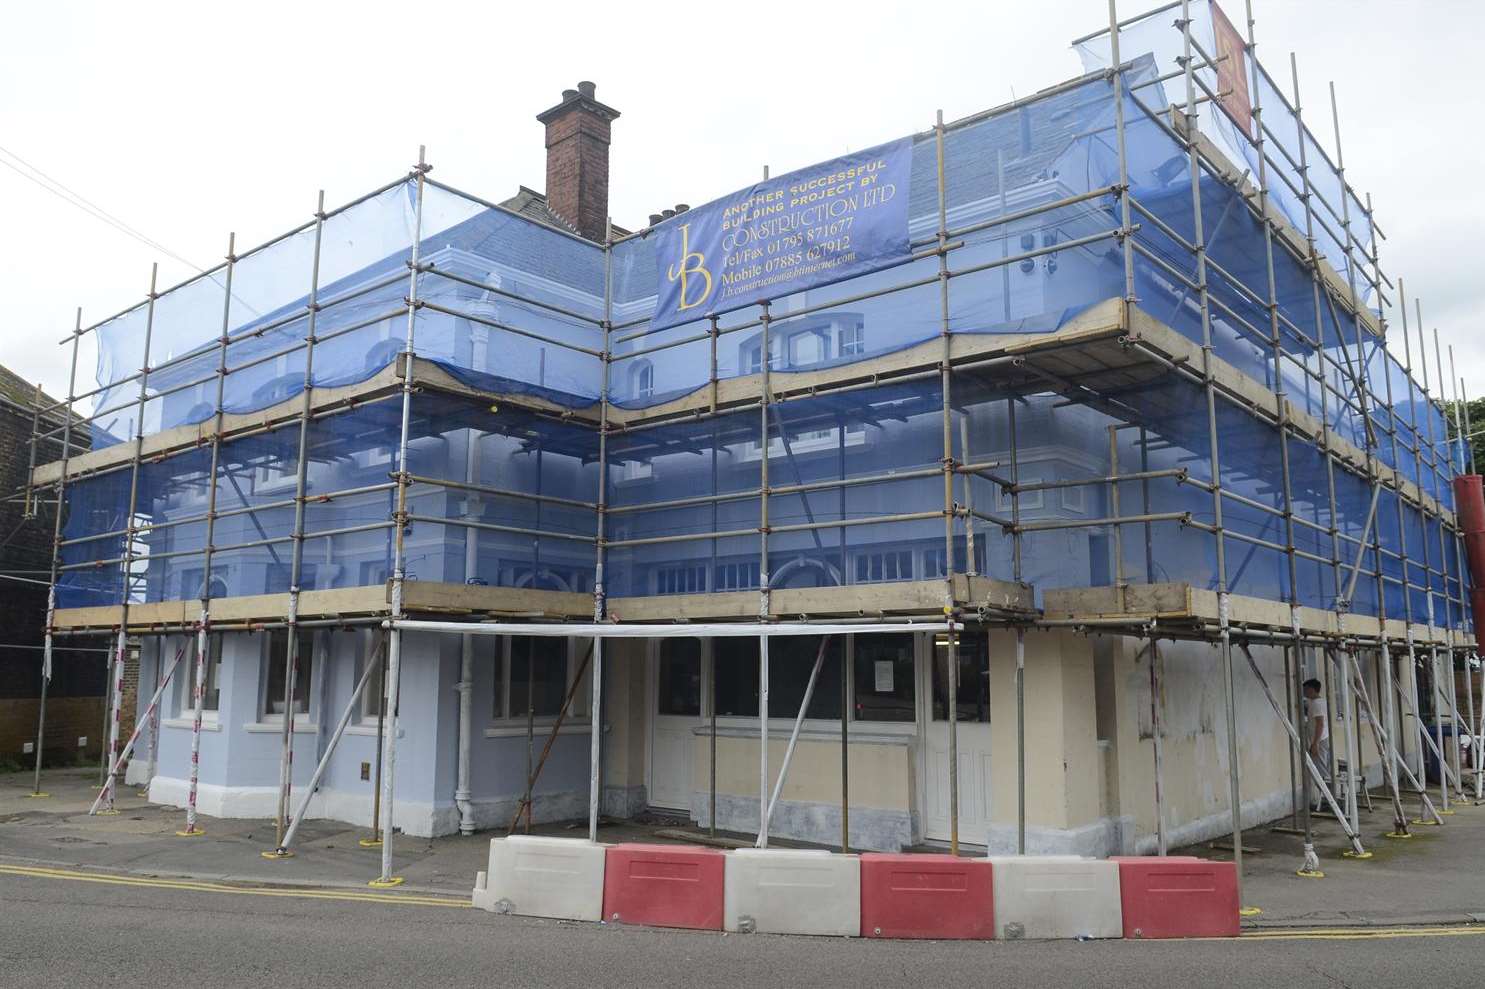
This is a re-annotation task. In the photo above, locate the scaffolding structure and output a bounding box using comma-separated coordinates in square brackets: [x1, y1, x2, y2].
[24, 0, 1480, 907]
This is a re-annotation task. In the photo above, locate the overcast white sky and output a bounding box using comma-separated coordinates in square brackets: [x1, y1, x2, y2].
[2, 0, 1481, 406]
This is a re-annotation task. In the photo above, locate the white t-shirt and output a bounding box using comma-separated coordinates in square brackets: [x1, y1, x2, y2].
[1307, 696, 1330, 744]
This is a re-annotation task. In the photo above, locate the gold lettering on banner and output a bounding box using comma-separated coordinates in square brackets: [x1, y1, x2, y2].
[666, 223, 713, 312]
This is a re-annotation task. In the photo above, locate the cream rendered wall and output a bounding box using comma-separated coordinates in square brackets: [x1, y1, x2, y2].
[599, 637, 648, 816]
[1101, 635, 1395, 853]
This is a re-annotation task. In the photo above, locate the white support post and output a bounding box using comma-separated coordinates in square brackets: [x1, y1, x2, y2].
[758, 633, 769, 848]
[588, 636, 603, 842]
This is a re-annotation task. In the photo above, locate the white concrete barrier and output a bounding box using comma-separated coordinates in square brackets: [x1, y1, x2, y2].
[471, 835, 606, 922]
[989, 855, 1122, 940]
[724, 848, 861, 936]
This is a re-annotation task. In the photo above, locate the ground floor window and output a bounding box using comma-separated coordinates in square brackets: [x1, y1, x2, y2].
[710, 634, 914, 724]
[353, 631, 388, 723]
[657, 638, 702, 716]
[264, 629, 315, 717]
[491, 636, 590, 723]
[931, 629, 989, 722]
[173, 636, 222, 718]
[853, 633, 915, 722]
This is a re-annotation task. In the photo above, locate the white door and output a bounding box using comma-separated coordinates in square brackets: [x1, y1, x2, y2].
[649, 638, 703, 812]
[921, 630, 993, 845]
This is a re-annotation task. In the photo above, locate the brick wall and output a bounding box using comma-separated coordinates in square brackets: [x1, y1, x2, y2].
[0, 399, 107, 767]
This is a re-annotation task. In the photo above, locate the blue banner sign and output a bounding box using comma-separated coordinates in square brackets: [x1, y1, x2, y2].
[651, 137, 914, 331]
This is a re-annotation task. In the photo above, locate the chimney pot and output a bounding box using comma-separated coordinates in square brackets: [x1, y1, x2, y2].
[674, 203, 690, 214]
[648, 213, 665, 227]
[562, 88, 578, 101]
[662, 209, 676, 219]
[577, 81, 596, 99]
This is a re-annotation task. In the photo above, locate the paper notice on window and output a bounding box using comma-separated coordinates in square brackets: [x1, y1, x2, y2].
[874, 660, 894, 693]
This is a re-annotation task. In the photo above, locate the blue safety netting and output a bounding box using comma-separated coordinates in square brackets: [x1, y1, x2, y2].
[53, 26, 1467, 632]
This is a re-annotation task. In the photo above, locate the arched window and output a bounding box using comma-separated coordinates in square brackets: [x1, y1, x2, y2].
[631, 359, 654, 401]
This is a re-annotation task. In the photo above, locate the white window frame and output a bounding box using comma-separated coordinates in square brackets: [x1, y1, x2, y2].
[739, 423, 866, 462]
[705, 635, 919, 736]
[257, 628, 318, 725]
[485, 635, 592, 736]
[630, 359, 654, 401]
[996, 473, 1045, 513]
[354, 631, 389, 725]
[172, 635, 222, 722]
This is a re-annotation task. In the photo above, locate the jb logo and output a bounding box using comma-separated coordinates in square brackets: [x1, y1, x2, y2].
[666, 223, 712, 312]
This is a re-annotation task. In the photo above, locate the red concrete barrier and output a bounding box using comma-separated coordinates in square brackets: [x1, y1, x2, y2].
[602, 843, 724, 931]
[1111, 856, 1239, 939]
[860, 853, 994, 940]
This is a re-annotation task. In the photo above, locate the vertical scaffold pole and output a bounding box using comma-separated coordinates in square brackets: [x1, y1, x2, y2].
[182, 232, 238, 837]
[98, 265, 161, 813]
[31, 310, 83, 799]
[1411, 301, 1449, 811]
[1179, 0, 1246, 906]
[756, 293, 772, 850]
[1449, 345, 1482, 802]
[1386, 278, 1429, 816]
[589, 216, 614, 843]
[268, 190, 327, 857]
[1007, 394, 1025, 855]
[1353, 183, 1411, 836]
[1149, 637, 1167, 856]
[933, 107, 960, 856]
[374, 150, 428, 888]
[1432, 327, 1467, 798]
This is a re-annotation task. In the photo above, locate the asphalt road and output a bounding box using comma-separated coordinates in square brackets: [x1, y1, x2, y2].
[3, 868, 1483, 988]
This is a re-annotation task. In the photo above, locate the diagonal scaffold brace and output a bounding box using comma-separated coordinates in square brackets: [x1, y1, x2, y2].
[1238, 643, 1367, 859]
[87, 643, 188, 816]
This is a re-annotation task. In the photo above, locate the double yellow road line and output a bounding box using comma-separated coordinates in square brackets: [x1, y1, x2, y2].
[5, 863, 1482, 942]
[0, 862, 468, 909]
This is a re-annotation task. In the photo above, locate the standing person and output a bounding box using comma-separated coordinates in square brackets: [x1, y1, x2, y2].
[1303, 678, 1330, 794]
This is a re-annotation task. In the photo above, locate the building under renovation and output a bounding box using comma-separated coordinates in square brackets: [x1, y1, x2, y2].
[27, 0, 1483, 891]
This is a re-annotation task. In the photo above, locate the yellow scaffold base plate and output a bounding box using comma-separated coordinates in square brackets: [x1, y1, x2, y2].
[1410, 819, 1442, 826]
[1341, 850, 1373, 859]
[261, 849, 295, 860]
[26, 792, 48, 799]
[1439, 809, 1456, 815]
[1295, 869, 1325, 879]
[368, 876, 404, 888]
[1384, 831, 1414, 839]
[358, 838, 383, 848]
[95, 809, 120, 816]
[174, 829, 205, 837]
[1239, 906, 1263, 917]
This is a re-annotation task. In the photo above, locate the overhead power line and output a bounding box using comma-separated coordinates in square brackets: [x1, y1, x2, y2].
[0, 143, 204, 273]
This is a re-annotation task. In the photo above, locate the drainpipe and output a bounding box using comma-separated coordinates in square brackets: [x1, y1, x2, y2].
[456, 630, 474, 834]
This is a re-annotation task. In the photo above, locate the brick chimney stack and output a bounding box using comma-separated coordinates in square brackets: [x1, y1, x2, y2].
[536, 81, 619, 242]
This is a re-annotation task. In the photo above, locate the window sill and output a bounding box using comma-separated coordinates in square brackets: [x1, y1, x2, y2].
[345, 723, 404, 738]
[244, 721, 320, 734]
[161, 717, 221, 732]
[485, 722, 593, 739]
[695, 721, 915, 744]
